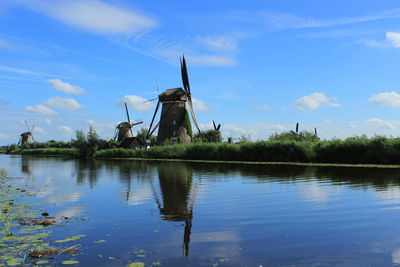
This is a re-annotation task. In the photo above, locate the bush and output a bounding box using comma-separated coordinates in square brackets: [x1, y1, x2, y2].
[193, 130, 222, 143]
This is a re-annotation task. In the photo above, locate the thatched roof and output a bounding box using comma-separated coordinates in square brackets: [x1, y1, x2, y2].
[158, 88, 187, 102]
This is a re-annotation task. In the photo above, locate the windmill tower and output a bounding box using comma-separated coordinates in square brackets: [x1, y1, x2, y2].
[114, 102, 143, 148]
[147, 56, 201, 145]
[18, 121, 36, 145]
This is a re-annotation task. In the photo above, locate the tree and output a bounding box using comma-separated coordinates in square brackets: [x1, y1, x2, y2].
[193, 130, 222, 143]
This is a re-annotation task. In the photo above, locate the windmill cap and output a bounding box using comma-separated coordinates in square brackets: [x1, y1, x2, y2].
[159, 87, 187, 102]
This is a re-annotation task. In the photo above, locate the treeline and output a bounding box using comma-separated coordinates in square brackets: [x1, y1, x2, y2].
[94, 134, 400, 165]
[3, 127, 118, 157]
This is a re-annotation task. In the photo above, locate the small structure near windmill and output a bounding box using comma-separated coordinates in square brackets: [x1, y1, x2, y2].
[18, 121, 36, 145]
[147, 56, 201, 145]
[114, 103, 143, 149]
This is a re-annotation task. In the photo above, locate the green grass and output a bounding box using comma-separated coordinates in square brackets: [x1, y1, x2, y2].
[7, 135, 400, 166]
[94, 136, 400, 165]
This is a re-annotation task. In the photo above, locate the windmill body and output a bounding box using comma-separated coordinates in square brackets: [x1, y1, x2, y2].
[19, 132, 32, 145]
[156, 88, 191, 145]
[116, 122, 133, 142]
[19, 121, 36, 145]
[114, 103, 143, 149]
[147, 56, 201, 146]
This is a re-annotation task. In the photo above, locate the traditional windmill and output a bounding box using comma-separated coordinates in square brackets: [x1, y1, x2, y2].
[146, 56, 201, 145]
[18, 121, 36, 145]
[114, 102, 143, 148]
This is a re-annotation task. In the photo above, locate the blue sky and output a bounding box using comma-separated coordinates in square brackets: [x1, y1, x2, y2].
[1, 0, 400, 145]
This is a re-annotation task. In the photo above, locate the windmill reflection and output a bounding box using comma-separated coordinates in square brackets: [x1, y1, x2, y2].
[21, 156, 32, 175]
[154, 163, 195, 257]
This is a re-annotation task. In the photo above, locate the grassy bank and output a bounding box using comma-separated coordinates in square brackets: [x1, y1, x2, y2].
[94, 136, 400, 165]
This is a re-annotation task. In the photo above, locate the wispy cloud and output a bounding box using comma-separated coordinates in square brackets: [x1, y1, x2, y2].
[366, 118, 395, 129]
[117, 95, 153, 112]
[25, 104, 58, 115]
[195, 36, 237, 51]
[191, 98, 209, 112]
[0, 65, 55, 77]
[48, 79, 85, 94]
[295, 92, 341, 110]
[369, 91, 400, 107]
[12, 0, 158, 35]
[45, 96, 85, 111]
[252, 104, 269, 111]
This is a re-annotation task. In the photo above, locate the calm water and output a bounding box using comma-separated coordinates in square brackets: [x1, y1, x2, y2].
[2, 154, 400, 266]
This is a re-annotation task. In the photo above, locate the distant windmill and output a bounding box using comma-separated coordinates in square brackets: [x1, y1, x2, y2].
[147, 56, 201, 145]
[213, 121, 221, 131]
[114, 102, 143, 148]
[18, 121, 36, 145]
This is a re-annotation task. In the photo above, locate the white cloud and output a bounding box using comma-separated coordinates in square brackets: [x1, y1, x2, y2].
[25, 104, 57, 115]
[118, 95, 153, 111]
[58, 125, 73, 133]
[252, 104, 269, 111]
[155, 48, 236, 67]
[45, 96, 84, 110]
[86, 119, 95, 124]
[44, 118, 52, 124]
[196, 36, 237, 51]
[191, 98, 208, 112]
[369, 91, 400, 107]
[386, 32, 400, 48]
[0, 133, 9, 139]
[295, 92, 341, 110]
[14, 0, 158, 35]
[187, 55, 236, 67]
[48, 78, 84, 94]
[366, 118, 395, 129]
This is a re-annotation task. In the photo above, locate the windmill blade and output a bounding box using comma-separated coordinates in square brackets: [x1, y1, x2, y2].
[31, 125, 35, 133]
[31, 134, 36, 143]
[124, 102, 134, 137]
[314, 127, 318, 136]
[296, 123, 299, 134]
[25, 120, 30, 132]
[125, 102, 131, 124]
[217, 124, 221, 131]
[181, 56, 191, 93]
[146, 100, 161, 139]
[142, 97, 158, 103]
[187, 96, 201, 134]
[213, 121, 217, 130]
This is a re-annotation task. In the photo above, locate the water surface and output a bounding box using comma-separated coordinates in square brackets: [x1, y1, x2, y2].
[1, 154, 400, 266]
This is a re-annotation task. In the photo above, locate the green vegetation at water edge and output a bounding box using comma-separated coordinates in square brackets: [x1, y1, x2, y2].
[94, 135, 400, 165]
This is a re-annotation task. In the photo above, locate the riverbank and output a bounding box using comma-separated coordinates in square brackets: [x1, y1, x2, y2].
[4, 136, 400, 166]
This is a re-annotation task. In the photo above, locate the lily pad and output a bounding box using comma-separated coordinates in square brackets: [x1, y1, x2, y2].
[61, 260, 80, 265]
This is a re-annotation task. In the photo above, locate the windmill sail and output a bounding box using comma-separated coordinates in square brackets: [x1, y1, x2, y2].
[180, 56, 201, 134]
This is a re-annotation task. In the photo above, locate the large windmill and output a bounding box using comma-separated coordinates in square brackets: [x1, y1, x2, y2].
[146, 56, 201, 145]
[18, 121, 36, 145]
[114, 102, 143, 148]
